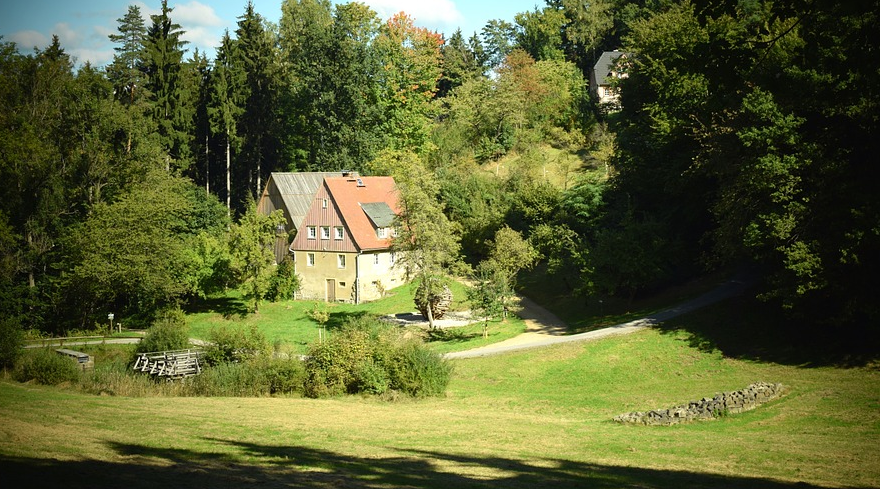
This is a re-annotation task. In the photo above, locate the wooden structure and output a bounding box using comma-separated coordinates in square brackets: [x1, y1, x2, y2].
[133, 349, 205, 380]
[55, 349, 94, 371]
[257, 172, 345, 264]
[415, 283, 453, 321]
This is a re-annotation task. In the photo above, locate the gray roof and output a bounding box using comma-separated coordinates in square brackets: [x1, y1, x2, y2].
[593, 51, 626, 86]
[361, 202, 396, 228]
[268, 172, 344, 230]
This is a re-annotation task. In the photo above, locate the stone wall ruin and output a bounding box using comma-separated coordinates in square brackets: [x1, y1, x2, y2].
[613, 382, 786, 426]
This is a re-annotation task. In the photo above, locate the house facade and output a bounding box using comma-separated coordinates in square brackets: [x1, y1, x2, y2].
[288, 174, 407, 303]
[257, 172, 345, 264]
[590, 50, 629, 108]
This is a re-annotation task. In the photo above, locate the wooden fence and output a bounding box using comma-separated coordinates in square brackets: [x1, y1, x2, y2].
[133, 349, 205, 380]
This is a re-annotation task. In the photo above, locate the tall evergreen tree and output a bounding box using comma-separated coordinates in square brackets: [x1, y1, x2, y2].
[234, 2, 281, 204]
[106, 5, 147, 106]
[142, 0, 192, 172]
[208, 31, 244, 216]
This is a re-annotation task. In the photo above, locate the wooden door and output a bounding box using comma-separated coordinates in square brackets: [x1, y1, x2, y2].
[326, 279, 336, 302]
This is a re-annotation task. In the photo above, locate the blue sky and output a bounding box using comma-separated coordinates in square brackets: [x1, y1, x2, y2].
[1, 0, 544, 67]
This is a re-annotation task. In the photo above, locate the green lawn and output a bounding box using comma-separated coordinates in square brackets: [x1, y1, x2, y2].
[2, 306, 877, 488]
[185, 279, 502, 354]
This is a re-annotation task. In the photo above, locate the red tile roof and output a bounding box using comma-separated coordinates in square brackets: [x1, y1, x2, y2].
[325, 176, 399, 251]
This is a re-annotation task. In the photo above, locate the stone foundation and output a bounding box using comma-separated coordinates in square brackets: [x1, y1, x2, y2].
[613, 382, 786, 426]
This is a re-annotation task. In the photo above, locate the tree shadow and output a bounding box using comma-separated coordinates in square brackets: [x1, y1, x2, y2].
[183, 295, 250, 320]
[653, 291, 880, 369]
[325, 310, 373, 330]
[0, 438, 858, 489]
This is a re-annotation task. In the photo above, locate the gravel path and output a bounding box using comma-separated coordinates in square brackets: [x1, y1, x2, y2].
[445, 274, 754, 360]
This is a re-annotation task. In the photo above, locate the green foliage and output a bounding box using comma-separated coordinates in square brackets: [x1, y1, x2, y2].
[228, 203, 285, 313]
[203, 324, 270, 366]
[135, 308, 191, 355]
[13, 348, 80, 385]
[0, 317, 23, 370]
[303, 317, 451, 398]
[389, 151, 464, 327]
[188, 361, 270, 397]
[308, 302, 330, 326]
[266, 255, 300, 302]
[65, 169, 228, 327]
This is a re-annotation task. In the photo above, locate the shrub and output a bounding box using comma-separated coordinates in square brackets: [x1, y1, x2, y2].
[135, 308, 191, 355]
[257, 356, 306, 395]
[203, 324, 270, 365]
[267, 255, 300, 302]
[0, 317, 23, 370]
[303, 317, 452, 398]
[387, 342, 453, 397]
[80, 361, 158, 397]
[14, 348, 80, 385]
[187, 361, 269, 397]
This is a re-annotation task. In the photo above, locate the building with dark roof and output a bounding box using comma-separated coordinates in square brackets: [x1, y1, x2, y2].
[287, 174, 407, 303]
[590, 50, 629, 108]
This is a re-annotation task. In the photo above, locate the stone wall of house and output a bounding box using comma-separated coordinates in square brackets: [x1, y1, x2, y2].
[613, 382, 786, 426]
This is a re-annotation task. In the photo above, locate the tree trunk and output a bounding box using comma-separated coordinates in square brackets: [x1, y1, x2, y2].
[225, 134, 231, 217]
[426, 300, 435, 329]
[205, 133, 210, 195]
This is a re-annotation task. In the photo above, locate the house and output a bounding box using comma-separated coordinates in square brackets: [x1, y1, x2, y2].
[257, 171, 346, 264]
[590, 50, 629, 108]
[288, 173, 407, 303]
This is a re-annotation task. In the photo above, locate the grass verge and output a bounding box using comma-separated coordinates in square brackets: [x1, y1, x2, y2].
[2, 301, 877, 488]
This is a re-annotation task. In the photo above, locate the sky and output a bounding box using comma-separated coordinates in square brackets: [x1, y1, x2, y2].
[0, 0, 544, 67]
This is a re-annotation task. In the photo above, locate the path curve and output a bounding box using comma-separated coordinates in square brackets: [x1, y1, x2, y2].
[445, 273, 754, 360]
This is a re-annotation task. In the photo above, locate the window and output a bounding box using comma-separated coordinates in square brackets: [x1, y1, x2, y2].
[334, 226, 344, 240]
[339, 282, 346, 287]
[321, 226, 330, 240]
[307, 226, 316, 239]
[322, 198, 328, 209]
[377, 227, 387, 238]
[373, 254, 379, 266]
[337, 254, 346, 269]
[306, 253, 315, 267]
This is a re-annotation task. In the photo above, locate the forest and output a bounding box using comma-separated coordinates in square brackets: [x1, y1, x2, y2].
[0, 0, 877, 339]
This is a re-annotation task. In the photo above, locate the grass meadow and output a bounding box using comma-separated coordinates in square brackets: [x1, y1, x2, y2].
[1, 291, 878, 488]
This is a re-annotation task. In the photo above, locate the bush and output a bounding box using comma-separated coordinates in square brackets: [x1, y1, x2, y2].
[303, 317, 452, 398]
[135, 308, 191, 355]
[14, 348, 80, 385]
[387, 342, 452, 397]
[256, 356, 306, 395]
[0, 317, 23, 370]
[187, 361, 269, 397]
[203, 324, 270, 365]
[267, 255, 300, 302]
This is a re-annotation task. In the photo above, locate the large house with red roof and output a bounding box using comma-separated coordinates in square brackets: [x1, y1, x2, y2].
[284, 172, 407, 303]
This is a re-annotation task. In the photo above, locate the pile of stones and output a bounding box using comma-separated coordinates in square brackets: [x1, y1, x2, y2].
[613, 382, 786, 426]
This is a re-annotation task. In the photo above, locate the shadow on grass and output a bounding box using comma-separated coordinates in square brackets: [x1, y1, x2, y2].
[0, 438, 853, 489]
[654, 291, 880, 369]
[183, 295, 250, 320]
[325, 310, 374, 330]
[424, 328, 482, 344]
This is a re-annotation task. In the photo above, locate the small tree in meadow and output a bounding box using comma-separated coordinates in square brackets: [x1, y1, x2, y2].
[229, 202, 285, 313]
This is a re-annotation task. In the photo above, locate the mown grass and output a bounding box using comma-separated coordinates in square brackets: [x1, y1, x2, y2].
[2, 294, 877, 488]
[185, 280, 480, 354]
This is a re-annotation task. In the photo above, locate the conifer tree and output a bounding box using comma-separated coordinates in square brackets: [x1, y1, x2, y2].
[142, 0, 192, 172]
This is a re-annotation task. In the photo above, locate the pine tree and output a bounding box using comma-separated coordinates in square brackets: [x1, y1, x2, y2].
[208, 31, 244, 216]
[142, 0, 191, 172]
[234, 1, 280, 203]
